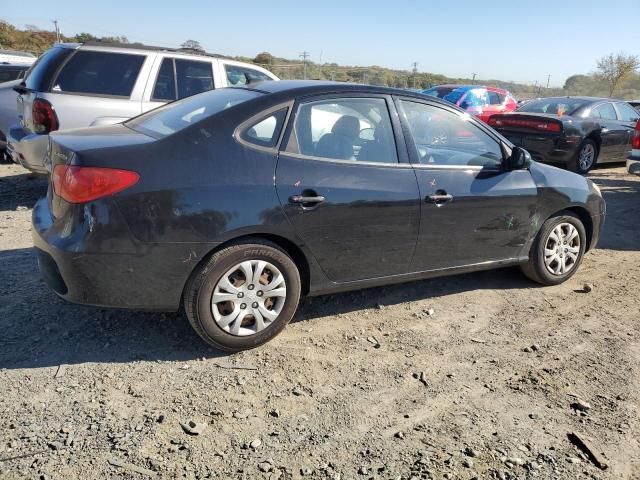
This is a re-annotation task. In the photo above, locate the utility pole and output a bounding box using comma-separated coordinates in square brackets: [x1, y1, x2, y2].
[299, 51, 310, 80]
[471, 73, 477, 84]
[52, 19, 61, 43]
[546, 74, 551, 89]
[411, 62, 418, 89]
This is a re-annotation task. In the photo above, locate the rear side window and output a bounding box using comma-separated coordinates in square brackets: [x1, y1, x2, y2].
[152, 58, 176, 101]
[241, 108, 288, 147]
[52, 51, 145, 97]
[127, 88, 262, 138]
[591, 103, 617, 120]
[487, 91, 502, 105]
[225, 65, 272, 86]
[176, 59, 214, 98]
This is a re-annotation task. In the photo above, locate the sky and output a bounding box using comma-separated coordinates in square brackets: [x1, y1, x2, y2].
[2, 0, 639, 87]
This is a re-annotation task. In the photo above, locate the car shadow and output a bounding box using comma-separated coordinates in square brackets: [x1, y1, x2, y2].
[0, 247, 536, 370]
[0, 171, 47, 212]
[588, 174, 640, 252]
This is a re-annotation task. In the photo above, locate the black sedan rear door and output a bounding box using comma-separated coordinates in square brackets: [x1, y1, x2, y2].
[275, 94, 421, 283]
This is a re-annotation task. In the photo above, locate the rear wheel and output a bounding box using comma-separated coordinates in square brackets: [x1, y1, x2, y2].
[521, 212, 586, 285]
[570, 139, 598, 174]
[184, 240, 301, 352]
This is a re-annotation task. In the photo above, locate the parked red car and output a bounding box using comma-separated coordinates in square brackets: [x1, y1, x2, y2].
[421, 84, 518, 123]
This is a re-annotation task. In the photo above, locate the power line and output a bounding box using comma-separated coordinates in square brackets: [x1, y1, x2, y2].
[546, 74, 551, 89]
[471, 73, 477, 84]
[411, 62, 418, 89]
[51, 19, 60, 43]
[299, 51, 310, 80]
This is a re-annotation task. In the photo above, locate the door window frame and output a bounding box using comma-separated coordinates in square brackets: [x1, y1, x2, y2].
[280, 93, 410, 167]
[393, 95, 509, 171]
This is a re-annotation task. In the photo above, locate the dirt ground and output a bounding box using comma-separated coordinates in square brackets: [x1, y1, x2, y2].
[0, 162, 639, 480]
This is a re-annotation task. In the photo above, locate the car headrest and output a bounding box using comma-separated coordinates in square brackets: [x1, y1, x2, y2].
[332, 115, 360, 139]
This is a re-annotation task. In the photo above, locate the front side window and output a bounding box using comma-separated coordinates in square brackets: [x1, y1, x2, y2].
[615, 102, 640, 122]
[242, 108, 288, 147]
[292, 97, 398, 163]
[400, 100, 503, 167]
[225, 65, 272, 86]
[53, 51, 145, 97]
[591, 103, 617, 120]
[127, 88, 262, 138]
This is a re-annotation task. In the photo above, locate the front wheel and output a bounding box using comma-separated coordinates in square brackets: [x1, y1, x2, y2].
[184, 240, 301, 352]
[521, 212, 586, 285]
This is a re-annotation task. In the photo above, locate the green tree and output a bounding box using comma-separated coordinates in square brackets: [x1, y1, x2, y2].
[596, 52, 640, 97]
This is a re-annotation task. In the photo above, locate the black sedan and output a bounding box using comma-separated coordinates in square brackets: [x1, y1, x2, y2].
[33, 81, 605, 351]
[488, 97, 640, 174]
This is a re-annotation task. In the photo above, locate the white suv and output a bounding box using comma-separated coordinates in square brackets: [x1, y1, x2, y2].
[7, 42, 278, 173]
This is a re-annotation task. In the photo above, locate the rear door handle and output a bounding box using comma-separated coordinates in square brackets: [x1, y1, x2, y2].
[289, 195, 326, 204]
[427, 193, 454, 205]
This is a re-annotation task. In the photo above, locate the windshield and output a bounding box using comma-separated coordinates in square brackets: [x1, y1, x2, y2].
[517, 98, 589, 116]
[127, 88, 263, 137]
[422, 87, 457, 99]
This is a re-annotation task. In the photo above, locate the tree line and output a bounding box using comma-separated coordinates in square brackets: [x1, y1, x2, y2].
[1, 20, 638, 100]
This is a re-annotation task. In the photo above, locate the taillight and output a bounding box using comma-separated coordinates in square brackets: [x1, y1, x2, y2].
[32, 98, 59, 133]
[489, 116, 562, 133]
[52, 165, 139, 203]
[633, 120, 640, 149]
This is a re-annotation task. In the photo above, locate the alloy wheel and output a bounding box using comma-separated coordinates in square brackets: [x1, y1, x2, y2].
[578, 143, 595, 172]
[211, 260, 287, 336]
[543, 222, 581, 275]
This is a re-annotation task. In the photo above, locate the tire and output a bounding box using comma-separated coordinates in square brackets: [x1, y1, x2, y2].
[183, 239, 301, 352]
[570, 139, 598, 174]
[521, 211, 586, 286]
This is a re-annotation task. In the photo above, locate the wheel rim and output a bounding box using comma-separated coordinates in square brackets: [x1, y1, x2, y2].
[543, 222, 581, 276]
[578, 144, 595, 171]
[211, 260, 287, 336]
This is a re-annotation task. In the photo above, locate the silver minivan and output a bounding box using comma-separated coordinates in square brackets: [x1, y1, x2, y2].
[7, 43, 278, 173]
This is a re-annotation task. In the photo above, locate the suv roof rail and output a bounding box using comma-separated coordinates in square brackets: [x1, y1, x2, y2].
[80, 41, 230, 59]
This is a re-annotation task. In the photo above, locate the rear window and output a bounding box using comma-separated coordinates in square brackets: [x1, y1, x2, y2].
[24, 47, 74, 91]
[127, 88, 262, 138]
[517, 98, 589, 116]
[52, 50, 145, 97]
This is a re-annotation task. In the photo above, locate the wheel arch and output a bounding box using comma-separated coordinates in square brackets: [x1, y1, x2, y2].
[181, 233, 311, 305]
[545, 206, 594, 251]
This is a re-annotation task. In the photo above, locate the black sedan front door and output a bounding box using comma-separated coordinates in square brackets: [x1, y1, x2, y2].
[397, 98, 539, 271]
[276, 95, 421, 283]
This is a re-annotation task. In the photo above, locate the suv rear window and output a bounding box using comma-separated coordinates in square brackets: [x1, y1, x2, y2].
[52, 50, 145, 97]
[127, 88, 262, 138]
[225, 65, 272, 86]
[24, 47, 74, 91]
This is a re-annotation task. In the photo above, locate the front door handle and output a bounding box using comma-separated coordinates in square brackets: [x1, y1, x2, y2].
[427, 192, 453, 206]
[289, 194, 326, 204]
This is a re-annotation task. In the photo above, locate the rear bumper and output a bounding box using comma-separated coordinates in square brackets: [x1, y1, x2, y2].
[628, 150, 640, 176]
[7, 124, 48, 174]
[500, 132, 575, 165]
[32, 197, 218, 311]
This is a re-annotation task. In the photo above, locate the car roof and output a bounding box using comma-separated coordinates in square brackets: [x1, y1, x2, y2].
[55, 41, 230, 60]
[245, 80, 454, 104]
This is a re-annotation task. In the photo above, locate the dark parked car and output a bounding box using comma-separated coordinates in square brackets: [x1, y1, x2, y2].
[33, 81, 605, 351]
[488, 97, 640, 174]
[0, 63, 29, 84]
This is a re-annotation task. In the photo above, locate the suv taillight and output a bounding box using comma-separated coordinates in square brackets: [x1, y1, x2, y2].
[32, 98, 59, 133]
[52, 165, 139, 203]
[633, 120, 640, 150]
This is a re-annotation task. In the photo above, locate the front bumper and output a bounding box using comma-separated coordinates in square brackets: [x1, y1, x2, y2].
[7, 124, 48, 174]
[32, 197, 218, 311]
[628, 150, 640, 176]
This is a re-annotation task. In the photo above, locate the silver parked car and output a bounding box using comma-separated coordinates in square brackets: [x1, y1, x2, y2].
[7, 42, 279, 173]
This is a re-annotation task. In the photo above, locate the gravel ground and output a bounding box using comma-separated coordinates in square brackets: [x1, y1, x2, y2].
[0, 162, 639, 480]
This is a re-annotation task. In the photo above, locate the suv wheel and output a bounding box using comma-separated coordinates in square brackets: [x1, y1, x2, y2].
[184, 239, 301, 351]
[521, 212, 586, 285]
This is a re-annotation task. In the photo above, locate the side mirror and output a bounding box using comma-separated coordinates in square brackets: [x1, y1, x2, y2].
[507, 146, 531, 170]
